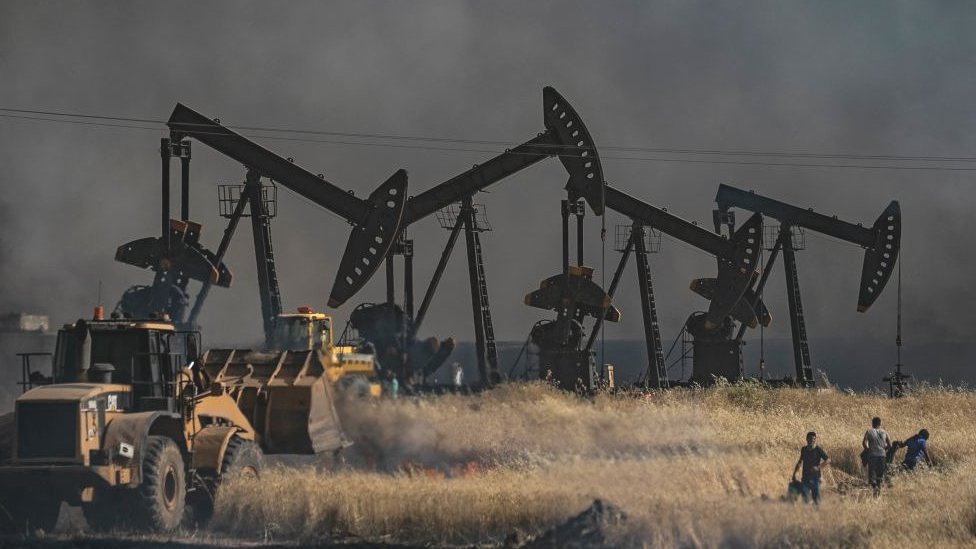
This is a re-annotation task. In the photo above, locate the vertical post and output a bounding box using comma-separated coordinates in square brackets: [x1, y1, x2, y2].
[561, 200, 570, 277]
[160, 138, 171, 251]
[781, 226, 813, 386]
[404, 240, 414, 321]
[385, 255, 395, 305]
[180, 140, 191, 221]
[245, 172, 276, 346]
[576, 201, 584, 266]
[633, 224, 662, 388]
[463, 198, 488, 384]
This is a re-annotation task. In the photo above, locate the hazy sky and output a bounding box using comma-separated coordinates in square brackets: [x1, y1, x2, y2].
[1, 2, 973, 378]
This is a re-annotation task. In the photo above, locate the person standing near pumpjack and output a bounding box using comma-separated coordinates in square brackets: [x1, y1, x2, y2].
[863, 416, 891, 496]
[792, 431, 829, 504]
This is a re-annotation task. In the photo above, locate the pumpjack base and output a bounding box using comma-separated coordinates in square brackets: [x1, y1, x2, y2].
[537, 349, 597, 392]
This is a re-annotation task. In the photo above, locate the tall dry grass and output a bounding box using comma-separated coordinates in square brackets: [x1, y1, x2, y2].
[212, 383, 976, 547]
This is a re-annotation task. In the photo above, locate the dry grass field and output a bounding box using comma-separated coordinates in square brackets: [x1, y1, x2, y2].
[211, 382, 976, 548]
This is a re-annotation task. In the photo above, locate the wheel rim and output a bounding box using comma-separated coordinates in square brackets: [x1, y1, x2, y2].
[239, 465, 258, 478]
[163, 466, 178, 510]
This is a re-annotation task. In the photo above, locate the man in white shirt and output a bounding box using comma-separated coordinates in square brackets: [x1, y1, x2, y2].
[863, 416, 892, 496]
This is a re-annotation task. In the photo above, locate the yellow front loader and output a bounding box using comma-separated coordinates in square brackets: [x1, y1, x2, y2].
[0, 310, 350, 533]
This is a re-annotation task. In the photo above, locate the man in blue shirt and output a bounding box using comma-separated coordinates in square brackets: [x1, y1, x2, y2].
[902, 429, 932, 470]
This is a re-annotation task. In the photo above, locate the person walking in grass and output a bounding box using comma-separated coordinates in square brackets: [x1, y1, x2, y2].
[792, 431, 829, 505]
[900, 429, 933, 470]
[863, 416, 891, 496]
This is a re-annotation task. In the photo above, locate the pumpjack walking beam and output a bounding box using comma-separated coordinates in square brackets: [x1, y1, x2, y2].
[715, 184, 901, 313]
[715, 184, 901, 383]
[402, 87, 605, 224]
[166, 104, 408, 309]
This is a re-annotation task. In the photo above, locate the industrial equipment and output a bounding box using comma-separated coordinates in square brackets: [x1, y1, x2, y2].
[713, 184, 901, 385]
[524, 172, 766, 389]
[116, 105, 409, 333]
[0, 309, 352, 533]
[345, 86, 606, 387]
[523, 199, 619, 391]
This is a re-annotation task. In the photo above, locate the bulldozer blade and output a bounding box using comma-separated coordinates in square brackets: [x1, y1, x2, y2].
[328, 170, 408, 308]
[543, 87, 605, 215]
[857, 201, 901, 312]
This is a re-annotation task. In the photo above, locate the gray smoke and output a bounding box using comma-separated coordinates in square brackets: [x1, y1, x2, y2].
[0, 1, 973, 385]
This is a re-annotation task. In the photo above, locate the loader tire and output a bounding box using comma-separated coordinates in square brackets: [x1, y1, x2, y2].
[187, 436, 262, 525]
[221, 436, 263, 479]
[136, 436, 186, 532]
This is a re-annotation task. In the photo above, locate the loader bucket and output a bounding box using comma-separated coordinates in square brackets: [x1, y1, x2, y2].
[200, 349, 349, 455]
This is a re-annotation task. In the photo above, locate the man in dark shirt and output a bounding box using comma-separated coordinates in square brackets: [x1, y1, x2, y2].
[792, 431, 829, 504]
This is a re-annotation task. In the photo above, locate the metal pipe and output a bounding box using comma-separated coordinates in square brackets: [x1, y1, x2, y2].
[584, 231, 633, 352]
[386, 255, 395, 305]
[187, 189, 249, 327]
[414, 216, 464, 333]
[561, 200, 569, 276]
[180, 140, 191, 221]
[404, 241, 414, 321]
[576, 202, 584, 266]
[160, 138, 171, 251]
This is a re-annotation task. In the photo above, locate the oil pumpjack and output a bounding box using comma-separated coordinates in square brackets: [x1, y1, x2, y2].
[115, 105, 408, 349]
[348, 86, 608, 386]
[713, 184, 901, 385]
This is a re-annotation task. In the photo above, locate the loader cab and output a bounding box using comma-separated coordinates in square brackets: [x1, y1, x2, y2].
[45, 315, 200, 412]
[270, 307, 333, 352]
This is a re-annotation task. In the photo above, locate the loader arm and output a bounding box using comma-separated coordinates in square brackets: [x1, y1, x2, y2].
[714, 183, 901, 312]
